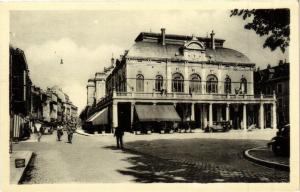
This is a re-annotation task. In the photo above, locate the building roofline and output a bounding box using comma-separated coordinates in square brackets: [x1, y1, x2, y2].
[135, 32, 225, 44]
[125, 56, 255, 67]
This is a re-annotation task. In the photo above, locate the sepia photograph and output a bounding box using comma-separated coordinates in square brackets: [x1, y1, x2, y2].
[0, 1, 299, 192]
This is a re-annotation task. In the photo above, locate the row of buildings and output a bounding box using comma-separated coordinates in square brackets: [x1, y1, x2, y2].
[10, 46, 78, 140]
[80, 28, 289, 133]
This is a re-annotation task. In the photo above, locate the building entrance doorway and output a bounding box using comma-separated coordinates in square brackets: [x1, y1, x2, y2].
[231, 104, 242, 129]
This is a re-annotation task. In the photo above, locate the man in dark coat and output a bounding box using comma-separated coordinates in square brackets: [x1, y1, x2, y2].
[114, 127, 124, 149]
[67, 123, 76, 144]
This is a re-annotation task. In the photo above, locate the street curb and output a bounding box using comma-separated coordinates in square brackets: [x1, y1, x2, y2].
[10, 151, 34, 184]
[243, 147, 289, 171]
[75, 130, 90, 136]
[75, 130, 113, 137]
[18, 152, 34, 184]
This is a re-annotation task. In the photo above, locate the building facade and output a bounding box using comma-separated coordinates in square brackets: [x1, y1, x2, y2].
[83, 29, 277, 133]
[254, 61, 289, 126]
[9, 46, 79, 140]
[10, 46, 32, 117]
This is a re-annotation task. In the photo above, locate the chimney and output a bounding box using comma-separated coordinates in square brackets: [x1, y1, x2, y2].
[210, 30, 215, 50]
[279, 60, 283, 65]
[161, 28, 166, 46]
[111, 56, 114, 67]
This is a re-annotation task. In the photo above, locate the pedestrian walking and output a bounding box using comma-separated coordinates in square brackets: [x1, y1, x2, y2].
[66, 123, 76, 144]
[22, 121, 31, 139]
[114, 127, 124, 149]
[33, 120, 43, 142]
[57, 123, 64, 141]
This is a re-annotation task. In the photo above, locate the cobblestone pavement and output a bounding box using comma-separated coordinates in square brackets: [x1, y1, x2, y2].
[117, 148, 289, 183]
[121, 137, 289, 183]
[98, 131, 288, 183]
[14, 130, 289, 183]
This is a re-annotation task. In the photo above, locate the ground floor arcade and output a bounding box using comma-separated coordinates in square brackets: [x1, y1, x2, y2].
[105, 100, 277, 133]
[84, 91, 277, 133]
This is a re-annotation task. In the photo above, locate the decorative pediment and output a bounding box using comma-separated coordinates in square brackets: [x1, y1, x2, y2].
[184, 39, 205, 51]
[182, 39, 207, 61]
[185, 42, 205, 50]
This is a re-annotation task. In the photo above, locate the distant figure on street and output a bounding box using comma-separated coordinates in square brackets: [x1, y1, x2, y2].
[66, 123, 76, 144]
[23, 121, 31, 139]
[57, 123, 63, 141]
[34, 120, 43, 142]
[20, 119, 31, 140]
[114, 127, 124, 149]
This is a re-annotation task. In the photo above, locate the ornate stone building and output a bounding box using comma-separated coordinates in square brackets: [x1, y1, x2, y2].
[254, 61, 289, 126]
[83, 29, 277, 133]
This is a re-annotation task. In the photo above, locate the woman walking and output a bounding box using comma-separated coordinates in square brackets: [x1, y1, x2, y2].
[57, 123, 63, 141]
[34, 120, 43, 142]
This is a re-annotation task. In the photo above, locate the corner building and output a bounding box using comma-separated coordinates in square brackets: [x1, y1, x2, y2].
[88, 29, 277, 133]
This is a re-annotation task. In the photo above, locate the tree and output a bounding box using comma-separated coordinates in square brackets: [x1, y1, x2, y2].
[230, 9, 290, 53]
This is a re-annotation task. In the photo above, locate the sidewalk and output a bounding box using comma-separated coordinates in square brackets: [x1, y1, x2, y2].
[244, 147, 289, 171]
[10, 150, 33, 184]
[20, 134, 39, 143]
[76, 129, 113, 136]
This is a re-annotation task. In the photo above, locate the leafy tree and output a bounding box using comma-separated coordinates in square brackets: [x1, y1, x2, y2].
[230, 9, 290, 53]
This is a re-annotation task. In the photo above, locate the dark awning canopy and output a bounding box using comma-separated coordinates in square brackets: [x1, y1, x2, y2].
[135, 105, 181, 122]
[86, 108, 108, 125]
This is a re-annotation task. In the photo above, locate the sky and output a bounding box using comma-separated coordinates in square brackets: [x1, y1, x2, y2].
[10, 10, 289, 112]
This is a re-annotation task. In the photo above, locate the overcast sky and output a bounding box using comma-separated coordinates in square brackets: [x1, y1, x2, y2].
[10, 10, 289, 112]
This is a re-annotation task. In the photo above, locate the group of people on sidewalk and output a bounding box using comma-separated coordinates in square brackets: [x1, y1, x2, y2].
[56, 122, 77, 144]
[29, 120, 77, 144]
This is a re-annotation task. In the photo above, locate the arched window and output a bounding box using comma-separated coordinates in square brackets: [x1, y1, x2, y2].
[155, 75, 163, 91]
[206, 75, 218, 93]
[172, 73, 184, 92]
[136, 74, 144, 92]
[240, 78, 247, 94]
[189, 74, 201, 93]
[224, 76, 231, 94]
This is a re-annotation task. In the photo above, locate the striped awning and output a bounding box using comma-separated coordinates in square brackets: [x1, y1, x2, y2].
[12, 114, 26, 139]
[135, 105, 181, 122]
[86, 108, 108, 125]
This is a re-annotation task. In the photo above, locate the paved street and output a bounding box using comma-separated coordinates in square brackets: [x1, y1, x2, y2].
[14, 132, 138, 183]
[13, 130, 289, 183]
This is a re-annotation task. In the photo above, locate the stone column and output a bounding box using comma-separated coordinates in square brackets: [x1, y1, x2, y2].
[191, 103, 195, 121]
[272, 102, 277, 129]
[249, 68, 254, 95]
[259, 103, 264, 129]
[226, 103, 230, 121]
[202, 81, 206, 94]
[202, 104, 208, 128]
[112, 102, 118, 128]
[167, 63, 172, 94]
[217, 69, 222, 94]
[209, 103, 213, 127]
[130, 102, 135, 129]
[201, 70, 206, 94]
[184, 63, 189, 93]
[243, 103, 247, 130]
[113, 87, 116, 98]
